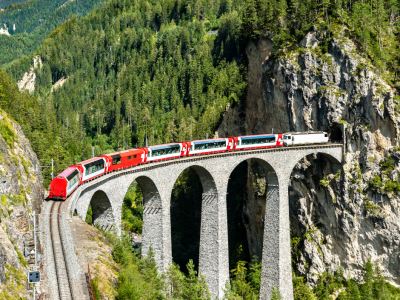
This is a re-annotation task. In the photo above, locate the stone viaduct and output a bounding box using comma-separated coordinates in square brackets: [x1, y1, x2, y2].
[70, 144, 343, 300]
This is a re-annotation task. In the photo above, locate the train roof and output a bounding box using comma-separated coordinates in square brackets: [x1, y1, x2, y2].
[102, 149, 143, 157]
[147, 142, 183, 148]
[57, 167, 77, 178]
[189, 138, 228, 143]
[284, 131, 327, 135]
[237, 133, 280, 138]
[76, 156, 105, 166]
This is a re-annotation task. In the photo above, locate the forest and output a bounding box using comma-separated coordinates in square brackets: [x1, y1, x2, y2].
[0, 0, 108, 67]
[0, 0, 26, 9]
[6, 0, 247, 187]
[2, 0, 400, 297]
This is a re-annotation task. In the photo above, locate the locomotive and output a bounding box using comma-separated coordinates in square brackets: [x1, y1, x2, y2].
[49, 131, 327, 200]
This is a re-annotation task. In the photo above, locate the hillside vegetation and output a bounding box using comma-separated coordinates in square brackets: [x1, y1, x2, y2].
[0, 0, 26, 9]
[7, 0, 246, 183]
[0, 0, 108, 67]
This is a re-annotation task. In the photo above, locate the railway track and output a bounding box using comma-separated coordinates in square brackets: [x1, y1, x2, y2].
[49, 201, 75, 300]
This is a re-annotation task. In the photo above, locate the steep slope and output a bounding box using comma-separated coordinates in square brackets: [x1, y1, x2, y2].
[0, 109, 45, 298]
[0, 0, 108, 67]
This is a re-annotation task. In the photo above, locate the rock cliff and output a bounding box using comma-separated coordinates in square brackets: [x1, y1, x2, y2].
[219, 25, 400, 287]
[0, 110, 44, 298]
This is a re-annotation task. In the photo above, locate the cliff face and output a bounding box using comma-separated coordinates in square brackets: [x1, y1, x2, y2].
[0, 110, 44, 297]
[219, 26, 400, 286]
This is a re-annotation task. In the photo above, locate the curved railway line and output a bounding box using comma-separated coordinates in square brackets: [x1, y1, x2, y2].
[49, 201, 75, 300]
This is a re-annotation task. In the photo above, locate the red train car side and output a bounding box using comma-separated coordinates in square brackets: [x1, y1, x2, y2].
[101, 149, 145, 172]
[49, 167, 80, 200]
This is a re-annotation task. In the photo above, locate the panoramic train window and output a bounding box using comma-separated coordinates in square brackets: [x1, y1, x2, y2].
[151, 144, 181, 157]
[112, 155, 121, 165]
[84, 159, 105, 176]
[67, 170, 79, 190]
[241, 136, 275, 145]
[193, 140, 226, 150]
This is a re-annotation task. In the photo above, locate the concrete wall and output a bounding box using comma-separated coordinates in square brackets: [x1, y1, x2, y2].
[71, 145, 342, 299]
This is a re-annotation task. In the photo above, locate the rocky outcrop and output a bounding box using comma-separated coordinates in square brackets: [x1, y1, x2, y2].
[0, 110, 44, 297]
[219, 25, 400, 287]
[18, 56, 42, 93]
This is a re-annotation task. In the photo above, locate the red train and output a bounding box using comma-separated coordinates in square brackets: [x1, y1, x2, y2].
[49, 133, 283, 200]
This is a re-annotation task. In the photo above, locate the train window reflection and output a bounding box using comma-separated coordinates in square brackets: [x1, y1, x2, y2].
[241, 136, 275, 145]
[112, 155, 121, 165]
[67, 170, 79, 190]
[85, 160, 105, 176]
[151, 145, 180, 157]
[194, 140, 226, 150]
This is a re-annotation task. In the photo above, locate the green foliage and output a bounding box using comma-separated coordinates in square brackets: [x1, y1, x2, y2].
[85, 204, 92, 225]
[224, 258, 260, 299]
[247, 256, 261, 292]
[271, 287, 283, 300]
[241, 0, 400, 83]
[103, 231, 211, 300]
[319, 176, 329, 187]
[5, 0, 246, 187]
[0, 0, 108, 66]
[369, 175, 383, 189]
[92, 277, 102, 300]
[0, 69, 93, 187]
[379, 155, 395, 172]
[122, 183, 143, 234]
[364, 198, 383, 216]
[292, 276, 317, 300]
[0, 0, 27, 9]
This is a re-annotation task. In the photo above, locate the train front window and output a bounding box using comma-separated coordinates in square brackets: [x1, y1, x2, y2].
[151, 145, 181, 157]
[241, 136, 275, 145]
[67, 170, 79, 190]
[112, 155, 121, 165]
[85, 159, 105, 176]
[194, 140, 226, 151]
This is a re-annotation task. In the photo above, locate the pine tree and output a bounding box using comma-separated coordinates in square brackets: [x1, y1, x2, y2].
[361, 258, 374, 300]
[271, 287, 283, 300]
[347, 279, 361, 300]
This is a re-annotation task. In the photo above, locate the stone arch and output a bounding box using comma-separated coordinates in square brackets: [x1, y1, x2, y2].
[169, 164, 220, 296]
[226, 158, 278, 260]
[287, 151, 342, 184]
[90, 190, 115, 231]
[286, 150, 342, 296]
[227, 157, 280, 300]
[126, 176, 163, 263]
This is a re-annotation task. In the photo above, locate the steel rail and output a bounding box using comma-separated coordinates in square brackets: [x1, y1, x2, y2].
[50, 202, 62, 300]
[57, 201, 74, 300]
[50, 201, 75, 300]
